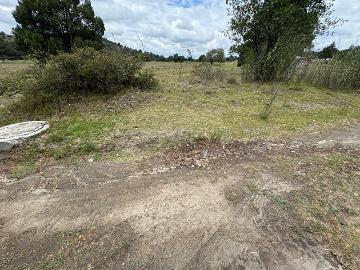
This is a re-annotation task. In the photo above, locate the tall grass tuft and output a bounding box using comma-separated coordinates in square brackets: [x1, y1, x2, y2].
[293, 47, 360, 91]
[191, 63, 227, 82]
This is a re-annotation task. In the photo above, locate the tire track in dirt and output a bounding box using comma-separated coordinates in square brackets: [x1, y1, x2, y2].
[1, 125, 358, 269]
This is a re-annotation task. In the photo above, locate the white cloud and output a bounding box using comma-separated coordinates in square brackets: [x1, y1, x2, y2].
[0, 0, 359, 56]
[315, 0, 360, 49]
[91, 0, 231, 57]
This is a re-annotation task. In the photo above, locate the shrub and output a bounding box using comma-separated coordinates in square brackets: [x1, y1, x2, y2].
[37, 47, 148, 95]
[0, 47, 156, 121]
[227, 77, 237, 84]
[293, 47, 360, 91]
[133, 70, 157, 90]
[192, 63, 226, 82]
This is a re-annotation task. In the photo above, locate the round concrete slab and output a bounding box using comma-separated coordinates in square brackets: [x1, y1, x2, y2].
[0, 121, 49, 151]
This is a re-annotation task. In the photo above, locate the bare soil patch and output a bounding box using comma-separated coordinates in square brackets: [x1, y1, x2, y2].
[0, 126, 359, 269]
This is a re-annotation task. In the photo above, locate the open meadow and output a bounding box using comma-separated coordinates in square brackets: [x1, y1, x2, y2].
[0, 60, 359, 269]
[1, 0, 360, 269]
[1, 60, 359, 165]
[0, 60, 32, 78]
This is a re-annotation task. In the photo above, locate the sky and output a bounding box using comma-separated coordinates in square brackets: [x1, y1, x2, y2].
[0, 0, 359, 57]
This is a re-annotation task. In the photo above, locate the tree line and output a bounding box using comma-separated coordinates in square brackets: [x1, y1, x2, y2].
[1, 0, 349, 81]
[1, 0, 234, 63]
[0, 32, 25, 60]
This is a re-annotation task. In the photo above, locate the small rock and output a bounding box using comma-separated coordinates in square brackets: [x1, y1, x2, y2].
[0, 121, 49, 151]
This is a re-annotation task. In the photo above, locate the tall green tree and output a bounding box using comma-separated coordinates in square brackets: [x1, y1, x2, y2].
[226, 0, 336, 81]
[206, 48, 226, 65]
[198, 54, 207, 62]
[13, 0, 105, 57]
[318, 42, 338, 59]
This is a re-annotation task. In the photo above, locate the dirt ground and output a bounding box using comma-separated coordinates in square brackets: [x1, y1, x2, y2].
[0, 126, 359, 270]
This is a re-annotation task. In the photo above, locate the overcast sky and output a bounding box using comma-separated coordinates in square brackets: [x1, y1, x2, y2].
[0, 0, 359, 57]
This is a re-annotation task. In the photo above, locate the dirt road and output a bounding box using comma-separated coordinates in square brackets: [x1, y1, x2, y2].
[0, 127, 359, 269]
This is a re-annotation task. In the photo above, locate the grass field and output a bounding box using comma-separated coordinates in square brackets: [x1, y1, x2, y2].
[1, 60, 359, 166]
[0, 60, 32, 78]
[1, 60, 359, 269]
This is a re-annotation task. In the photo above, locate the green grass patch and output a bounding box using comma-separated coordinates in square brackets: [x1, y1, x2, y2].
[1, 61, 359, 171]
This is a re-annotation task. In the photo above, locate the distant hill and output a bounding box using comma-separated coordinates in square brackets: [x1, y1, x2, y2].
[103, 39, 168, 61]
[0, 32, 25, 60]
[0, 34, 168, 61]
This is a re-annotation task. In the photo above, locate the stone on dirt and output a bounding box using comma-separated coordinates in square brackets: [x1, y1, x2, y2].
[0, 121, 49, 151]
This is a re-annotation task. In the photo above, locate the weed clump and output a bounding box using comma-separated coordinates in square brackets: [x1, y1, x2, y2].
[191, 63, 226, 82]
[259, 91, 277, 120]
[227, 77, 237, 84]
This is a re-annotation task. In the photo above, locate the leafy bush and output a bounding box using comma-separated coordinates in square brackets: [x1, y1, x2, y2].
[192, 63, 226, 82]
[37, 47, 150, 95]
[293, 47, 360, 90]
[133, 70, 158, 89]
[4, 47, 155, 96]
[0, 47, 156, 121]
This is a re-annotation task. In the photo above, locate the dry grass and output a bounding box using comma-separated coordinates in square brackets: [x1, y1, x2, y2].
[1, 60, 359, 269]
[0, 60, 32, 78]
[292, 48, 360, 91]
[272, 154, 360, 269]
[0, 61, 359, 170]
